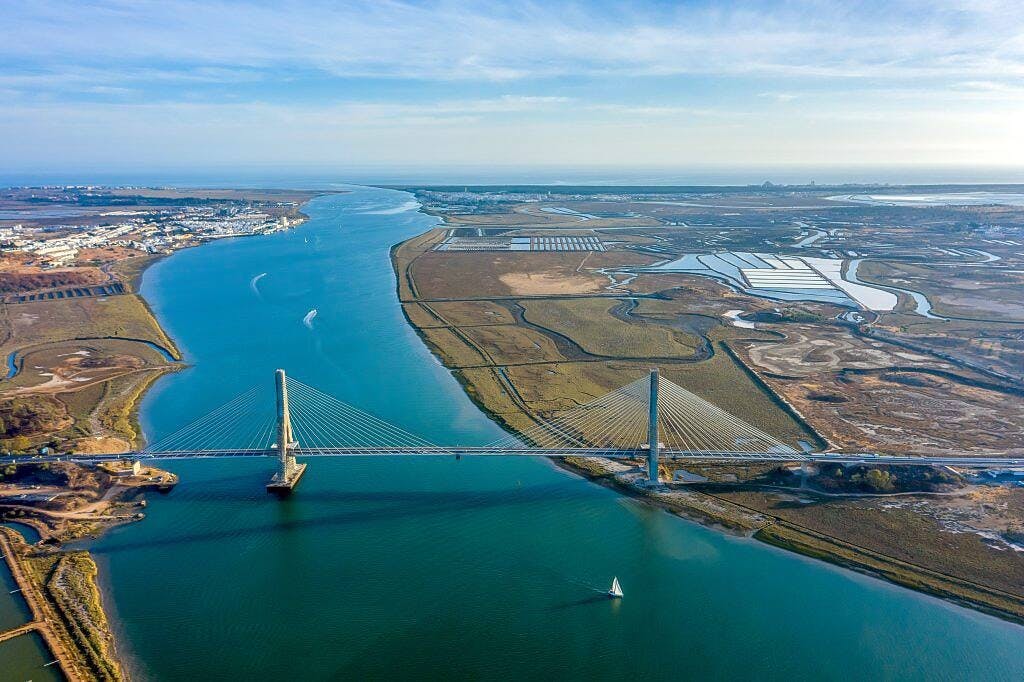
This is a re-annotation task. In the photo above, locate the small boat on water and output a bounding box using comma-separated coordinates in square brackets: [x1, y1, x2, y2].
[607, 577, 623, 598]
[303, 308, 318, 328]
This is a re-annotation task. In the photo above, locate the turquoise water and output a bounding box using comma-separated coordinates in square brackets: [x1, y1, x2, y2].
[2, 522, 42, 544]
[0, 554, 32, 632]
[1, 541, 49, 682]
[0, 631, 63, 682]
[80, 186, 1024, 680]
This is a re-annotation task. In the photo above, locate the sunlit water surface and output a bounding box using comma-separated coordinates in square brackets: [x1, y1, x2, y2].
[79, 186, 1024, 680]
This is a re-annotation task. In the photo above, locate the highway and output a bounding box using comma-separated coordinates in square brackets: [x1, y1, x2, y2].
[3, 447, 1023, 468]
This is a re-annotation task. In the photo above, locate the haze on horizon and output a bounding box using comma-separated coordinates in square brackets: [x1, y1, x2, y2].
[2, 0, 1024, 176]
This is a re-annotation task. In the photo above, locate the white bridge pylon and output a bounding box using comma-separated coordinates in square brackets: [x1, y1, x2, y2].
[485, 368, 796, 471]
[137, 368, 798, 490]
[12, 369, 1024, 490]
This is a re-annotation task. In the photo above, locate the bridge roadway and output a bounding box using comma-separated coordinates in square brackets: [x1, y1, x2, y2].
[2, 447, 1023, 468]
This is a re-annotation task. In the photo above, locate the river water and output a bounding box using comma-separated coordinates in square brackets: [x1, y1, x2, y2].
[76, 186, 1024, 680]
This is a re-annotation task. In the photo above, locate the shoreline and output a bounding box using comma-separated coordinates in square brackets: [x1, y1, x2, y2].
[396, 279, 1024, 626]
[75, 200, 321, 678]
[1, 526, 101, 681]
[7, 184, 1022, 677]
[554, 454, 1024, 625]
[389, 223, 1024, 627]
[1, 193, 321, 680]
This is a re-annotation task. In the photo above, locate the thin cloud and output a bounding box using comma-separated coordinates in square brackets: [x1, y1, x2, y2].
[2, 1, 1022, 169]
[3, 1, 1023, 88]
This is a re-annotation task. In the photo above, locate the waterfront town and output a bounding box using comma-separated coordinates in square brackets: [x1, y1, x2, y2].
[1, 188, 303, 268]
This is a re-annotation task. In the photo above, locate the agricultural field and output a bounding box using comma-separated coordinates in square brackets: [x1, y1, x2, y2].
[394, 184, 1024, 622]
[409, 250, 609, 298]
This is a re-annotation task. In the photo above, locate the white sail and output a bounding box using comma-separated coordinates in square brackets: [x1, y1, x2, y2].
[609, 577, 623, 598]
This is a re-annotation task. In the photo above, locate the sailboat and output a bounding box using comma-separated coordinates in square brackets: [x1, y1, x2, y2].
[607, 577, 623, 598]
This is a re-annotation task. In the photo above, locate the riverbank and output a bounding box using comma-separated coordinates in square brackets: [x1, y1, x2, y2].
[0, 191, 321, 680]
[57, 185, 1024, 681]
[0, 260, 182, 677]
[559, 455, 1024, 623]
[1, 526, 117, 680]
[390, 220, 1024, 627]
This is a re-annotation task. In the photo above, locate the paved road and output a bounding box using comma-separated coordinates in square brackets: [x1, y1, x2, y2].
[3, 448, 1023, 468]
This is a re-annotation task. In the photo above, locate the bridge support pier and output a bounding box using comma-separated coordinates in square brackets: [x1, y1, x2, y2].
[647, 368, 661, 485]
[267, 369, 306, 494]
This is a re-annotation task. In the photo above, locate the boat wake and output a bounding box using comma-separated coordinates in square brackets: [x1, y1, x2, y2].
[303, 308, 318, 329]
[250, 272, 267, 296]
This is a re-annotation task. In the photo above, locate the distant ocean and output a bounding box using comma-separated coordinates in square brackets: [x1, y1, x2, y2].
[3, 165, 1024, 188]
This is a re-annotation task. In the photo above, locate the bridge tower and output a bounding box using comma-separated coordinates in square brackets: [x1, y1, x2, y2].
[647, 368, 661, 485]
[267, 368, 307, 493]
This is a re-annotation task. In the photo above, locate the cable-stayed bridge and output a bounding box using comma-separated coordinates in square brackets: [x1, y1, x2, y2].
[3, 369, 1022, 492]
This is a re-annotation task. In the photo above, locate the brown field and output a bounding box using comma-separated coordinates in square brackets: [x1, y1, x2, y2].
[392, 228, 448, 300]
[439, 203, 660, 229]
[109, 255, 162, 292]
[402, 303, 446, 328]
[410, 251, 608, 298]
[493, 348, 812, 445]
[1, 336, 177, 452]
[574, 248, 660, 269]
[771, 369, 1024, 455]
[859, 260, 1024, 322]
[440, 209, 572, 227]
[742, 324, 949, 376]
[733, 320, 1024, 455]
[633, 277, 775, 318]
[0, 261, 108, 295]
[76, 246, 142, 265]
[456, 367, 538, 435]
[4, 338, 167, 392]
[498, 271, 604, 295]
[871, 311, 1024, 382]
[417, 327, 488, 368]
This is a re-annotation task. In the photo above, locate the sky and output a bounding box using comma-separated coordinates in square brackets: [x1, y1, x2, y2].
[2, 0, 1024, 178]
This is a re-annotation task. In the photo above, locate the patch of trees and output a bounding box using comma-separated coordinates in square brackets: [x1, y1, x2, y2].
[880, 372, 942, 388]
[805, 391, 849, 403]
[812, 464, 961, 494]
[0, 461, 67, 485]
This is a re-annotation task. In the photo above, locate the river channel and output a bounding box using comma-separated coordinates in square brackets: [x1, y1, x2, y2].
[76, 186, 1024, 680]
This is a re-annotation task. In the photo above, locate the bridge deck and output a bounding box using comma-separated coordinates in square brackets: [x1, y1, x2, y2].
[3, 447, 1023, 468]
